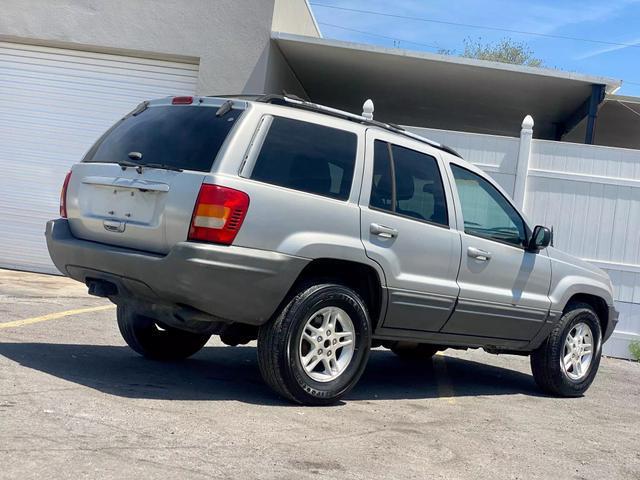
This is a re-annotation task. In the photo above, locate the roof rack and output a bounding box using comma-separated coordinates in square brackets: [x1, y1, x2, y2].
[209, 93, 267, 101]
[254, 94, 463, 158]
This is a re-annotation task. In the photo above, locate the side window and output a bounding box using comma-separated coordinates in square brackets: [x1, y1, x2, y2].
[250, 116, 357, 200]
[450, 164, 527, 247]
[370, 140, 448, 226]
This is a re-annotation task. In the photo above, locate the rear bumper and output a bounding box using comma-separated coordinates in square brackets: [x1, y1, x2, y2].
[46, 219, 309, 325]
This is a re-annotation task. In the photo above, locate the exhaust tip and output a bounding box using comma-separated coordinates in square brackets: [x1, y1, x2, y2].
[86, 279, 118, 298]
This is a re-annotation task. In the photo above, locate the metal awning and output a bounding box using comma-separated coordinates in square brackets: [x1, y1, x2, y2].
[273, 32, 621, 140]
[564, 95, 640, 149]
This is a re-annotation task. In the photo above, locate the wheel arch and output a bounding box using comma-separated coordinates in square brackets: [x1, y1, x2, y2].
[563, 293, 609, 337]
[529, 284, 613, 351]
[281, 258, 386, 329]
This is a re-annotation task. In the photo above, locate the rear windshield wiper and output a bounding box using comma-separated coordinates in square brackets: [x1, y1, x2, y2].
[118, 159, 141, 170]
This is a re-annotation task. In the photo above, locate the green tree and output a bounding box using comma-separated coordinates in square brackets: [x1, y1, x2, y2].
[438, 37, 545, 67]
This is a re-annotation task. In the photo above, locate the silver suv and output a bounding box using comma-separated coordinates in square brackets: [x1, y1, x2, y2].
[47, 95, 619, 405]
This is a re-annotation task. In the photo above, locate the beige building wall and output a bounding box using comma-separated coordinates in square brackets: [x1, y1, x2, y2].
[272, 0, 321, 38]
[0, 0, 312, 96]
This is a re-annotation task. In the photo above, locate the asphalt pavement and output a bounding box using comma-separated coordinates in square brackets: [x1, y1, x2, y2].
[1, 269, 639, 479]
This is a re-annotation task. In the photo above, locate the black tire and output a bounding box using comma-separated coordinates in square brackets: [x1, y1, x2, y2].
[257, 283, 371, 405]
[117, 304, 211, 361]
[530, 302, 602, 397]
[390, 342, 439, 361]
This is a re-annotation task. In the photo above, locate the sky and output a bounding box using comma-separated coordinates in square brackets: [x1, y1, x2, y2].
[309, 0, 640, 96]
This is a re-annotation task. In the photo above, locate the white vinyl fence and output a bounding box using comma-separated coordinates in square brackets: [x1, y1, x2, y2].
[409, 126, 521, 198]
[409, 121, 640, 359]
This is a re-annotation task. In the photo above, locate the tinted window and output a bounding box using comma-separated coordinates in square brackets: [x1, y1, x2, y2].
[83, 105, 240, 172]
[251, 117, 357, 200]
[370, 140, 448, 226]
[450, 164, 527, 247]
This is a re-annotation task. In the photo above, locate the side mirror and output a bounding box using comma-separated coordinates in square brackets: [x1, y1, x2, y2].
[528, 225, 551, 252]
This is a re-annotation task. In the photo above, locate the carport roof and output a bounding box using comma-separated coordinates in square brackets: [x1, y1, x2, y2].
[273, 32, 621, 139]
[564, 95, 640, 149]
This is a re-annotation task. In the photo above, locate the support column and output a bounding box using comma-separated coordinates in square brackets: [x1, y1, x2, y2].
[585, 84, 605, 144]
[513, 115, 534, 211]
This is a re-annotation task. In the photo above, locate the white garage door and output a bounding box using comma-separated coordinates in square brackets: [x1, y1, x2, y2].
[0, 42, 199, 273]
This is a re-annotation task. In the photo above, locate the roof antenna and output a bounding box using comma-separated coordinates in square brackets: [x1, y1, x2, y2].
[362, 99, 374, 120]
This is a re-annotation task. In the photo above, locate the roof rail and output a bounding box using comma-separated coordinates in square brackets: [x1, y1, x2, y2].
[208, 93, 266, 101]
[255, 94, 463, 158]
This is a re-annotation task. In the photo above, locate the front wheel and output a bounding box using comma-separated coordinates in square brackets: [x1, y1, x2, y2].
[257, 284, 371, 405]
[530, 302, 602, 397]
[117, 304, 211, 360]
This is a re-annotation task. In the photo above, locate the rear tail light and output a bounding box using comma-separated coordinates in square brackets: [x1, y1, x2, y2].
[60, 171, 72, 218]
[172, 96, 193, 105]
[188, 184, 249, 245]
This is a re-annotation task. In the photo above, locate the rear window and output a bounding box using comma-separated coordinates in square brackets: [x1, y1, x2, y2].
[250, 117, 357, 200]
[83, 105, 241, 172]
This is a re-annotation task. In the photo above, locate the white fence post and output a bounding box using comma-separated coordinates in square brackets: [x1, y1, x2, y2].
[513, 115, 534, 210]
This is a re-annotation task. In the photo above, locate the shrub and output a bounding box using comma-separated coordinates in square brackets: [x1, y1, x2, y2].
[630, 341, 640, 362]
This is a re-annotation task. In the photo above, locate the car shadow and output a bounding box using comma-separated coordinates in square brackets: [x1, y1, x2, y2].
[0, 343, 544, 405]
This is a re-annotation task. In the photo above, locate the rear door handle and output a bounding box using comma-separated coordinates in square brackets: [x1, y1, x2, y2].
[468, 246, 492, 261]
[370, 223, 398, 238]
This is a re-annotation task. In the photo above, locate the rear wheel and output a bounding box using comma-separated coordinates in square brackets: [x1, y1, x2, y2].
[530, 302, 602, 397]
[257, 283, 371, 405]
[390, 342, 439, 361]
[117, 304, 211, 360]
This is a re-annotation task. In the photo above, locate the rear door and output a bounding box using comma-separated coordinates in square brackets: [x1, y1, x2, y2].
[359, 130, 461, 332]
[441, 161, 552, 340]
[66, 99, 242, 253]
